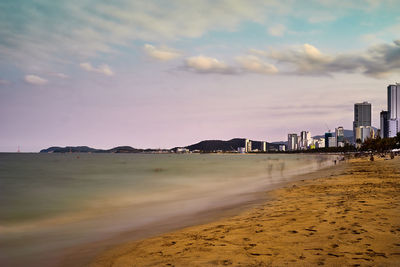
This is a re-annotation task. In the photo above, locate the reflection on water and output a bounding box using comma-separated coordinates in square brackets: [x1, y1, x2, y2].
[0, 153, 334, 266]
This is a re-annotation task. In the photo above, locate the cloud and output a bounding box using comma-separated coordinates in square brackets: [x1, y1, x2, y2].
[24, 75, 48, 85]
[267, 24, 286, 36]
[184, 56, 233, 73]
[80, 62, 114, 76]
[265, 40, 400, 78]
[0, 0, 274, 68]
[182, 54, 278, 75]
[269, 43, 331, 74]
[52, 73, 68, 79]
[143, 44, 181, 61]
[183, 40, 400, 78]
[236, 55, 278, 74]
[0, 0, 397, 74]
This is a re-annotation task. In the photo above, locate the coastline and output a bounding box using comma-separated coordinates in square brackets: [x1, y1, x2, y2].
[58, 155, 340, 267]
[88, 156, 400, 266]
[58, 156, 341, 266]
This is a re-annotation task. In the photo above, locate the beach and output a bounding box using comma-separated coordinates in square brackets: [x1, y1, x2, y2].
[90, 156, 400, 266]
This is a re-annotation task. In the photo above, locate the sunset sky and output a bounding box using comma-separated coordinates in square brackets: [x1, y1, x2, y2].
[1, 0, 400, 151]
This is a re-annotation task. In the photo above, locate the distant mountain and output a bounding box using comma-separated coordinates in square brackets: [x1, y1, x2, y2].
[40, 146, 100, 153]
[181, 138, 283, 152]
[183, 138, 246, 152]
[40, 146, 150, 153]
[106, 146, 142, 153]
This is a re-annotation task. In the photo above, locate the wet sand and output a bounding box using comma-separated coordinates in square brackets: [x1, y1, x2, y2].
[89, 156, 400, 266]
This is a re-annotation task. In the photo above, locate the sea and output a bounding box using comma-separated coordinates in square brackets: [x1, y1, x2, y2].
[0, 153, 336, 266]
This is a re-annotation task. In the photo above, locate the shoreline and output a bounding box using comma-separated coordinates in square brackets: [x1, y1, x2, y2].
[58, 157, 343, 266]
[88, 156, 400, 266]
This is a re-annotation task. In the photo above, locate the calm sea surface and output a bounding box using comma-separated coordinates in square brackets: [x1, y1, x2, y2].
[0, 153, 335, 266]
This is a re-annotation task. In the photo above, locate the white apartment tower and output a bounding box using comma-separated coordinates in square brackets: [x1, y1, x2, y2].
[288, 134, 298, 151]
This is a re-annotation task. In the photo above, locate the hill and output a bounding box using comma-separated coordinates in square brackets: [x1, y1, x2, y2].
[40, 146, 100, 153]
[183, 138, 246, 152]
[40, 146, 145, 153]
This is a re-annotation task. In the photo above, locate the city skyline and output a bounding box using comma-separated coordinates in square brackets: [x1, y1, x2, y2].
[1, 1, 400, 152]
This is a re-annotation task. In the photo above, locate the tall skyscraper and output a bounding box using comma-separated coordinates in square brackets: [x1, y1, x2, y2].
[380, 110, 389, 138]
[353, 101, 371, 143]
[387, 84, 400, 137]
[288, 134, 298, 151]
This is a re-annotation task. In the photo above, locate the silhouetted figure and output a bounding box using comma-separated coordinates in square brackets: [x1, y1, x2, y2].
[370, 154, 374, 161]
[390, 152, 395, 159]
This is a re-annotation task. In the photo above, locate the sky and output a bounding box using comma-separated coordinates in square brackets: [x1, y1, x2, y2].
[1, 0, 400, 152]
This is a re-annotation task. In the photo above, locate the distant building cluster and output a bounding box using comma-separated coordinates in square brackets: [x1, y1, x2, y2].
[287, 127, 346, 151]
[238, 139, 271, 153]
[286, 83, 400, 151]
[176, 84, 399, 154]
[236, 139, 284, 153]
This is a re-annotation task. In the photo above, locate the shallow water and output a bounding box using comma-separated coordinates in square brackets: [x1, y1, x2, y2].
[0, 153, 335, 266]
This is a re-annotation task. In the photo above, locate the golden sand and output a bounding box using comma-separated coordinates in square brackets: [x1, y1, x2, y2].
[90, 157, 400, 266]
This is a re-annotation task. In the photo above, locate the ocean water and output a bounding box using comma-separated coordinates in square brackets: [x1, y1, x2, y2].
[0, 153, 335, 266]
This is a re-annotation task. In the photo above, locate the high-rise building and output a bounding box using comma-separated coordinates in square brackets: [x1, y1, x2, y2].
[380, 110, 389, 138]
[288, 134, 298, 151]
[335, 126, 345, 147]
[325, 132, 333, 148]
[299, 131, 311, 150]
[387, 84, 400, 137]
[353, 101, 371, 143]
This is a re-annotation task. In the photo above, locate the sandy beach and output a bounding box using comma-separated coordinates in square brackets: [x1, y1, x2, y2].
[89, 156, 400, 266]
